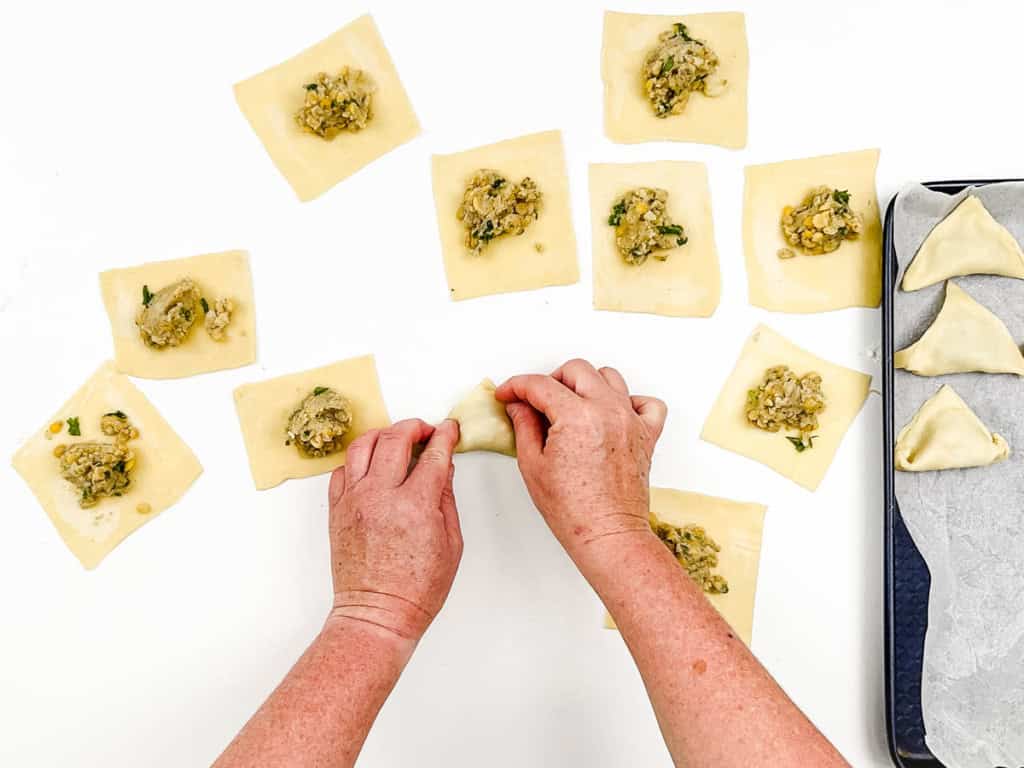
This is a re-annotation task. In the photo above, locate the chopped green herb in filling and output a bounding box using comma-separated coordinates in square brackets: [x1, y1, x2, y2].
[57, 441, 134, 508]
[136, 278, 202, 349]
[778, 187, 863, 258]
[457, 169, 543, 255]
[650, 514, 729, 594]
[608, 187, 687, 265]
[66, 416, 81, 436]
[286, 387, 354, 458]
[643, 23, 725, 118]
[296, 67, 375, 139]
[746, 365, 826, 450]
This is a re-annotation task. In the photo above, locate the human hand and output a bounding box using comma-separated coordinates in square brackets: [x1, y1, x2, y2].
[327, 418, 462, 645]
[494, 359, 667, 570]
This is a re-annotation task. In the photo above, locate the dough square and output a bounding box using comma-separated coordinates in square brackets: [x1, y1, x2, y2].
[431, 130, 580, 301]
[743, 149, 882, 313]
[605, 488, 766, 646]
[601, 11, 748, 148]
[589, 161, 720, 317]
[99, 250, 257, 379]
[701, 325, 871, 491]
[233, 355, 391, 490]
[11, 362, 202, 569]
[233, 14, 421, 202]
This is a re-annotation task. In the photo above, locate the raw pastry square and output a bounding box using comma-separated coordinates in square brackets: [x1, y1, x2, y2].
[99, 250, 257, 379]
[233, 355, 390, 490]
[11, 362, 202, 569]
[431, 130, 580, 301]
[589, 161, 720, 317]
[743, 149, 882, 313]
[701, 325, 871, 491]
[605, 488, 766, 646]
[234, 14, 420, 202]
[601, 11, 748, 148]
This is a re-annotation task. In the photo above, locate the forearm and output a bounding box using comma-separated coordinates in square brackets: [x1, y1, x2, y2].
[214, 616, 414, 768]
[581, 531, 849, 768]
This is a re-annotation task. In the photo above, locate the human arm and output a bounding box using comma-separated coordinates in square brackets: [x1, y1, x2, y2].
[495, 360, 849, 768]
[214, 419, 463, 768]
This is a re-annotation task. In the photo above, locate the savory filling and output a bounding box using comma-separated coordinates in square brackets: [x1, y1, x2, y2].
[56, 441, 134, 508]
[137, 279, 202, 349]
[99, 411, 138, 443]
[746, 365, 826, 450]
[296, 68, 375, 139]
[286, 387, 354, 458]
[643, 23, 725, 118]
[778, 187, 863, 258]
[608, 187, 687, 265]
[203, 297, 234, 342]
[457, 169, 542, 254]
[651, 515, 729, 594]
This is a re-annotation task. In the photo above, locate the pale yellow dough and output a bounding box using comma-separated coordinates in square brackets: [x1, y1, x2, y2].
[589, 161, 720, 317]
[447, 379, 516, 457]
[99, 250, 256, 379]
[895, 281, 1024, 376]
[701, 325, 871, 491]
[234, 14, 420, 202]
[895, 385, 1009, 472]
[233, 355, 390, 490]
[431, 130, 579, 301]
[604, 488, 765, 646]
[901, 195, 1024, 291]
[601, 11, 748, 148]
[743, 149, 882, 313]
[11, 362, 202, 569]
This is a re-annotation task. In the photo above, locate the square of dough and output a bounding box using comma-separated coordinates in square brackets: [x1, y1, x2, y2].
[605, 488, 766, 646]
[234, 14, 421, 202]
[701, 325, 871, 491]
[589, 161, 720, 317]
[431, 130, 580, 301]
[601, 11, 748, 148]
[743, 149, 882, 313]
[233, 355, 391, 490]
[11, 362, 202, 569]
[99, 250, 257, 379]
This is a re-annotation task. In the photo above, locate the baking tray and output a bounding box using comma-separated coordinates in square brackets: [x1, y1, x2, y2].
[882, 178, 1023, 768]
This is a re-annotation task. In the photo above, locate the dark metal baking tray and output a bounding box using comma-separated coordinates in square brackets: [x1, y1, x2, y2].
[882, 178, 1022, 768]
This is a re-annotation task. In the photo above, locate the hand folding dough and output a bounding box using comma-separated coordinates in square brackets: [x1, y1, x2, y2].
[895, 385, 1009, 472]
[902, 195, 1024, 291]
[447, 379, 516, 456]
[895, 281, 1024, 376]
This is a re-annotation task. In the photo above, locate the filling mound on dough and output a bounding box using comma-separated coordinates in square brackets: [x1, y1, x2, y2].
[457, 169, 543, 255]
[56, 441, 135, 508]
[137, 278, 202, 349]
[651, 515, 729, 594]
[296, 68, 375, 139]
[608, 187, 687, 265]
[286, 387, 354, 458]
[643, 23, 725, 118]
[202, 297, 234, 342]
[99, 411, 138, 443]
[778, 187, 863, 259]
[746, 365, 826, 451]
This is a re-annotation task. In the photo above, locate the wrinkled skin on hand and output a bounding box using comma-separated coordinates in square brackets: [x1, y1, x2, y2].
[495, 359, 667, 568]
[327, 418, 463, 643]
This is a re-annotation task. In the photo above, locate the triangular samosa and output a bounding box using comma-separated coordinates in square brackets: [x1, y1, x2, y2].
[895, 385, 1009, 471]
[447, 379, 516, 456]
[895, 281, 1024, 376]
[901, 195, 1024, 291]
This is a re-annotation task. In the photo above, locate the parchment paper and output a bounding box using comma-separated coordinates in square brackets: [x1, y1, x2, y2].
[894, 182, 1024, 768]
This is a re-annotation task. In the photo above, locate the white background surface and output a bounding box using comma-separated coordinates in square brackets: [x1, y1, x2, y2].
[1, 1, 1020, 765]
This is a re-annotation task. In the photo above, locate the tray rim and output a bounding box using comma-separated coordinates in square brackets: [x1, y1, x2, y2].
[882, 177, 1024, 768]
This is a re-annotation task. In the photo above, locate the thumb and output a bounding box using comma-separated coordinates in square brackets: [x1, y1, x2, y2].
[328, 466, 347, 507]
[631, 395, 668, 448]
[506, 402, 544, 463]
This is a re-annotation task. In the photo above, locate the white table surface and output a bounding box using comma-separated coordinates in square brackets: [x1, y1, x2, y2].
[1, 1, 1018, 765]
